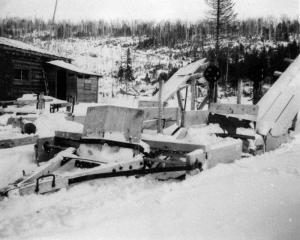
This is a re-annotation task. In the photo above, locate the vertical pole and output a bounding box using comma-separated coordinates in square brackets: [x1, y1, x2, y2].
[225, 44, 229, 97]
[157, 77, 164, 133]
[213, 81, 218, 103]
[237, 79, 242, 104]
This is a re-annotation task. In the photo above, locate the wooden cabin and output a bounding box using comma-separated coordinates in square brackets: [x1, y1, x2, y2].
[0, 37, 101, 102]
[46, 60, 100, 103]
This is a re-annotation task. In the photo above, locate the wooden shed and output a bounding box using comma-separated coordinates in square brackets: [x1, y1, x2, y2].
[0, 37, 101, 103]
[46, 60, 101, 103]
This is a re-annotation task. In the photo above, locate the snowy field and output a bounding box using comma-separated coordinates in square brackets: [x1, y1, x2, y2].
[0, 132, 300, 239]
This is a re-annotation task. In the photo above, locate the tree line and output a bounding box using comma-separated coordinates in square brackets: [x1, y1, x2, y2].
[0, 17, 299, 47]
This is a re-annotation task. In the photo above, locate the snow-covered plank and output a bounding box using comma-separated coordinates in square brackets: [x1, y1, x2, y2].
[257, 86, 300, 136]
[83, 105, 144, 143]
[142, 137, 207, 152]
[206, 140, 242, 169]
[257, 54, 300, 135]
[152, 59, 207, 103]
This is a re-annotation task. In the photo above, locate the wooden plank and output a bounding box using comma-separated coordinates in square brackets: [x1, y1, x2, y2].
[209, 103, 258, 116]
[55, 131, 82, 140]
[152, 59, 208, 103]
[138, 100, 160, 108]
[206, 140, 242, 169]
[83, 105, 144, 143]
[143, 107, 179, 121]
[0, 135, 38, 149]
[184, 110, 208, 126]
[142, 138, 207, 152]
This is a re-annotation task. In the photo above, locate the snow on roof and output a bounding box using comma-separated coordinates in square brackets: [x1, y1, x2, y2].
[0, 37, 69, 60]
[47, 60, 101, 77]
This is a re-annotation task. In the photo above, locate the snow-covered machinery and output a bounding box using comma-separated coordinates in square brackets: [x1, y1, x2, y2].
[0, 105, 212, 199]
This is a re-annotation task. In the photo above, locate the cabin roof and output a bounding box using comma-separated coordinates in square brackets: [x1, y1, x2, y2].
[0, 37, 71, 61]
[47, 60, 102, 77]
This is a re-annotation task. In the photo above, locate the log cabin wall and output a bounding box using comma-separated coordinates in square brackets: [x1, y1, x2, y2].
[0, 46, 69, 100]
[76, 75, 98, 102]
[0, 50, 14, 100]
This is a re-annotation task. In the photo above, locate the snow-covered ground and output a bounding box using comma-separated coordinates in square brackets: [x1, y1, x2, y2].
[0, 36, 298, 239]
[0, 132, 300, 239]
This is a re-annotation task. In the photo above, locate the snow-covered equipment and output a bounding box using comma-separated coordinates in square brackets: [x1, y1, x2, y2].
[0, 103, 245, 199]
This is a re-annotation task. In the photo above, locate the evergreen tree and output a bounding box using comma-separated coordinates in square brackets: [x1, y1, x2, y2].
[125, 48, 134, 82]
[205, 0, 237, 61]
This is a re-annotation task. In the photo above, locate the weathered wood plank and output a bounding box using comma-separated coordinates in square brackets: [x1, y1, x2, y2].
[184, 110, 208, 126]
[209, 103, 259, 116]
[142, 137, 207, 152]
[138, 100, 160, 108]
[143, 107, 179, 121]
[83, 106, 144, 143]
[0, 135, 38, 149]
[55, 131, 82, 140]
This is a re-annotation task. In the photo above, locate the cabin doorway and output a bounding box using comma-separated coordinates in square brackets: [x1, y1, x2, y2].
[57, 69, 67, 100]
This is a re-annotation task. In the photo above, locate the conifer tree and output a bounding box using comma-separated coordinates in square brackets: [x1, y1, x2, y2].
[205, 0, 237, 61]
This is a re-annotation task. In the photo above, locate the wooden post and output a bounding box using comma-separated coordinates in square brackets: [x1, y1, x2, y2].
[157, 78, 164, 133]
[190, 78, 196, 110]
[213, 81, 218, 103]
[36, 92, 45, 110]
[237, 79, 242, 104]
[177, 90, 185, 127]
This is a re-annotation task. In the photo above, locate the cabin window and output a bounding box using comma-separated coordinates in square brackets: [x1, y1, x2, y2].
[14, 68, 30, 81]
[84, 79, 92, 90]
[31, 69, 43, 79]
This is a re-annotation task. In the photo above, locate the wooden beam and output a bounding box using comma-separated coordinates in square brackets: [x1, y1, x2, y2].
[0, 135, 38, 149]
[209, 103, 259, 116]
[142, 137, 207, 152]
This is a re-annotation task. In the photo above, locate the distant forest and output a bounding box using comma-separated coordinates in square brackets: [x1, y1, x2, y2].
[0, 17, 299, 47]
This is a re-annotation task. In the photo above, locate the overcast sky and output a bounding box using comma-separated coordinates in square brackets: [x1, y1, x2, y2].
[0, 0, 299, 22]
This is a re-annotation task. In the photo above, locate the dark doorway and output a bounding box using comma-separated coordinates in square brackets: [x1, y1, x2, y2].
[57, 69, 67, 100]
